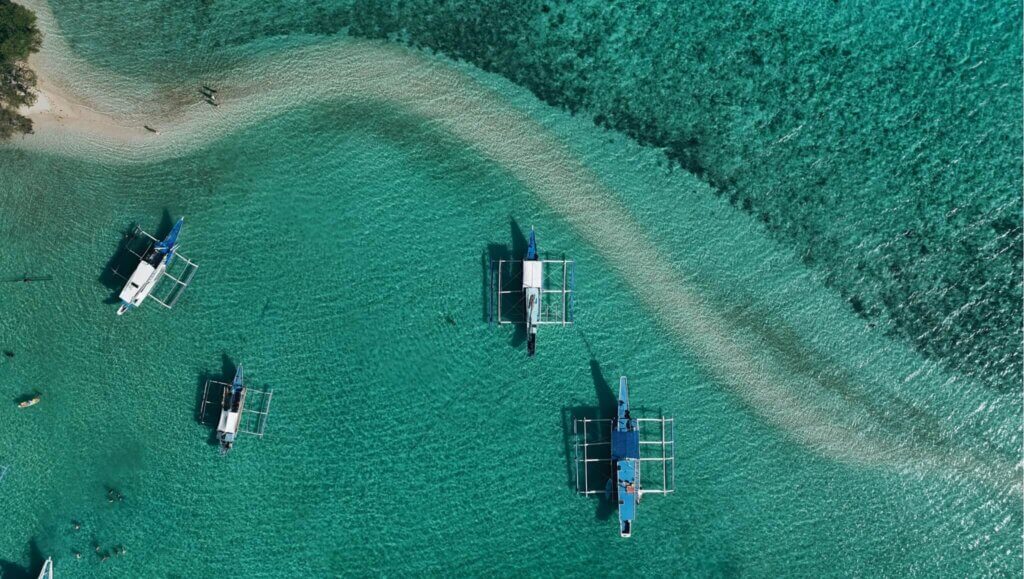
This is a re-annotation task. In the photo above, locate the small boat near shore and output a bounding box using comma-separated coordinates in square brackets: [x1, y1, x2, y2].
[116, 217, 184, 315]
[18, 395, 40, 408]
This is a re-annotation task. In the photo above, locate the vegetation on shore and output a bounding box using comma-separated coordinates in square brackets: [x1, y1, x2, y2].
[0, 0, 41, 139]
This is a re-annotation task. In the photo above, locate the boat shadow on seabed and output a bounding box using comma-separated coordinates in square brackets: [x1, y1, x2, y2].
[481, 217, 530, 349]
[0, 537, 45, 579]
[561, 355, 618, 521]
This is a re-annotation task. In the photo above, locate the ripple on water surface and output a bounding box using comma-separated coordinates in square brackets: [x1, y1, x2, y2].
[0, 1, 1019, 576]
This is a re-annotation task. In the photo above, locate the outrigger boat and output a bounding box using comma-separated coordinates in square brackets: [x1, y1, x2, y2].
[573, 375, 675, 537]
[116, 217, 184, 315]
[612, 376, 640, 537]
[199, 362, 272, 454]
[488, 225, 574, 355]
[217, 365, 246, 454]
[523, 227, 541, 356]
[18, 395, 40, 408]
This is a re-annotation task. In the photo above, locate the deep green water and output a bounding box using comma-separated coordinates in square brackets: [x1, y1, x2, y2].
[0, 1, 1020, 577]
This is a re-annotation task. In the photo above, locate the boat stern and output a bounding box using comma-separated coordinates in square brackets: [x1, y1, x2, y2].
[219, 431, 236, 454]
[617, 459, 638, 538]
[117, 260, 161, 313]
[216, 381, 247, 454]
[619, 519, 632, 538]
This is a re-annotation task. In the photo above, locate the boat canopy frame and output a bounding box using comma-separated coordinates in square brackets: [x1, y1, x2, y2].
[198, 379, 274, 439]
[111, 225, 198, 309]
[488, 258, 575, 326]
[573, 416, 675, 498]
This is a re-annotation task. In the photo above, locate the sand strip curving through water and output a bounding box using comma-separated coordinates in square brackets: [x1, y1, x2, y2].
[9, 0, 1020, 495]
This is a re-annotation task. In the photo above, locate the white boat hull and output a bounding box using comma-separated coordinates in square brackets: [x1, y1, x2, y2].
[117, 259, 166, 314]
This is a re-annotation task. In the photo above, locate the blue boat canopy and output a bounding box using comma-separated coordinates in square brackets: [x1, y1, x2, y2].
[611, 429, 640, 460]
[153, 217, 184, 263]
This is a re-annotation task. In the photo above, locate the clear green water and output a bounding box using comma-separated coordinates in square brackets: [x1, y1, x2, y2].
[47, 0, 1024, 394]
[0, 1, 1020, 577]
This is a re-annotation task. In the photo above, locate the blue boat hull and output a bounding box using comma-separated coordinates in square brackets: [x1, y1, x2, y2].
[613, 376, 640, 537]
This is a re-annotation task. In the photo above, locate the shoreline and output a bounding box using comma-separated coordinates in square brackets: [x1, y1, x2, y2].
[14, 0, 172, 144]
[20, 59, 152, 141]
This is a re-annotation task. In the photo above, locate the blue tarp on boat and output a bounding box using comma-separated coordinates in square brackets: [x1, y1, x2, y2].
[611, 429, 640, 460]
[153, 217, 184, 263]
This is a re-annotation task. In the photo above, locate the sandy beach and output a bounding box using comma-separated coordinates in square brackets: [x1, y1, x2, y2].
[17, 51, 156, 143]
[12, 0, 179, 145]
[20, 64, 147, 139]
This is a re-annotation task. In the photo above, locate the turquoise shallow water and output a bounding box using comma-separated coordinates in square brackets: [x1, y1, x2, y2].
[47, 0, 1024, 394]
[0, 1, 1021, 577]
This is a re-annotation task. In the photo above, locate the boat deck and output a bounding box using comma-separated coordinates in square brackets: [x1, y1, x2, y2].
[111, 225, 198, 309]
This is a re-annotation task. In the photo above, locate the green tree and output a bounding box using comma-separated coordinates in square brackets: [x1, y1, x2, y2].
[0, 0, 40, 139]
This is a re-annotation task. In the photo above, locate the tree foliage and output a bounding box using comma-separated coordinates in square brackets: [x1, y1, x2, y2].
[0, 0, 41, 138]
